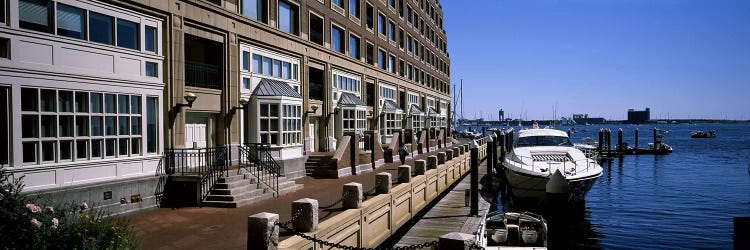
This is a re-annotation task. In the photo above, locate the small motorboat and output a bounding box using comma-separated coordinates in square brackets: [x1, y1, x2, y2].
[479, 211, 548, 248]
[691, 130, 716, 138]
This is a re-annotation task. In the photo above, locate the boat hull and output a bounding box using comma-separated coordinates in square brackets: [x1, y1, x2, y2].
[502, 165, 599, 206]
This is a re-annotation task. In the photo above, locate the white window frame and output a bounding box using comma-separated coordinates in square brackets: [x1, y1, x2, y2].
[240, 44, 301, 95]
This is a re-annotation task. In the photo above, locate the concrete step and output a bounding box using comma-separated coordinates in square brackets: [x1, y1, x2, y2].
[278, 183, 304, 196]
[201, 192, 275, 208]
[205, 188, 266, 201]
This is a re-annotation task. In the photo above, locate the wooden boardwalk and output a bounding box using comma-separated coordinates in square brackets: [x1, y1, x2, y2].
[391, 159, 493, 248]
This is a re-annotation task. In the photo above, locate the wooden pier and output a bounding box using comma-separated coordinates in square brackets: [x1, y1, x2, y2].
[388, 158, 492, 248]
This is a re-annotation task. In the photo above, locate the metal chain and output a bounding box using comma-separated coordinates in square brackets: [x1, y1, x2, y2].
[278, 222, 439, 250]
[319, 189, 352, 209]
[277, 207, 303, 226]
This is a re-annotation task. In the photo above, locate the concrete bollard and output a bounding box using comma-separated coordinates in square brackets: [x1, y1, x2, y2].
[247, 212, 279, 250]
[376, 172, 392, 194]
[291, 198, 318, 232]
[427, 155, 438, 169]
[414, 160, 427, 176]
[343, 182, 363, 209]
[446, 150, 454, 161]
[437, 152, 446, 165]
[452, 147, 460, 159]
[458, 146, 464, 155]
[438, 232, 475, 250]
[398, 165, 412, 183]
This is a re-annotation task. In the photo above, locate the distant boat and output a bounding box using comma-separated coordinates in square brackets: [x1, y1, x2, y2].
[691, 130, 716, 138]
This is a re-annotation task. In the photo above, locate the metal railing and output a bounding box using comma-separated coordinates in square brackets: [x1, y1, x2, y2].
[154, 153, 168, 205]
[185, 61, 221, 89]
[164, 146, 229, 176]
[239, 143, 280, 196]
[505, 152, 598, 176]
[163, 146, 229, 206]
[199, 148, 228, 205]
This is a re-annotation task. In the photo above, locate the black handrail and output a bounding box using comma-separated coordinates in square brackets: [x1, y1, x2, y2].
[199, 147, 228, 206]
[163, 146, 229, 206]
[239, 143, 280, 196]
[154, 153, 168, 206]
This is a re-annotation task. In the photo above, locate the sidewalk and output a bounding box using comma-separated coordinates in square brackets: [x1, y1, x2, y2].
[126, 145, 461, 250]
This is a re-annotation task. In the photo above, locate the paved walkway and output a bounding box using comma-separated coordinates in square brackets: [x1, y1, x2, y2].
[388, 157, 493, 248]
[127, 145, 461, 250]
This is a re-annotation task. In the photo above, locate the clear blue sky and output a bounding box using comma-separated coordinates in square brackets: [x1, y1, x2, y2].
[444, 0, 750, 121]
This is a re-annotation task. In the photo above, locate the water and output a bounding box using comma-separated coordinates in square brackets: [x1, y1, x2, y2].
[474, 123, 750, 249]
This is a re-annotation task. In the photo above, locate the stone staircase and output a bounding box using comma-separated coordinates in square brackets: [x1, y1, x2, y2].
[304, 154, 334, 177]
[202, 169, 303, 208]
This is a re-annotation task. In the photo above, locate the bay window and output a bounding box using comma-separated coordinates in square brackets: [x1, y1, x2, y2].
[20, 88, 155, 165]
[259, 102, 302, 146]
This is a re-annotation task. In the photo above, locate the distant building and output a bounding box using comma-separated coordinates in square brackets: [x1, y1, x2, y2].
[627, 108, 651, 124]
[573, 114, 606, 124]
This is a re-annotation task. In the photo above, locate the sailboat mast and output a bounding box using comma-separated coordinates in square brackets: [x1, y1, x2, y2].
[460, 79, 464, 122]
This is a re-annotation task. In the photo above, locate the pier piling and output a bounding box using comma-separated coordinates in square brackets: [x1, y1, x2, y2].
[635, 128, 639, 149]
[598, 129, 604, 154]
[499, 130, 506, 161]
[470, 141, 479, 216]
[487, 136, 495, 175]
[546, 170, 570, 249]
[653, 127, 658, 150]
[617, 128, 623, 152]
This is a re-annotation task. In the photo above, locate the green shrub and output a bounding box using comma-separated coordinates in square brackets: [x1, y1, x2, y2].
[0, 166, 139, 249]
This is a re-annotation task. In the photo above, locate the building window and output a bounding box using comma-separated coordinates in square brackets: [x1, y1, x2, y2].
[399, 59, 405, 77]
[20, 88, 147, 164]
[89, 12, 114, 45]
[146, 97, 158, 153]
[309, 13, 324, 45]
[282, 104, 301, 145]
[378, 13, 386, 35]
[387, 21, 395, 41]
[278, 0, 298, 35]
[19, 0, 52, 33]
[342, 109, 366, 134]
[242, 0, 267, 22]
[388, 54, 395, 73]
[388, 0, 396, 8]
[380, 86, 395, 99]
[378, 49, 386, 70]
[349, 0, 359, 18]
[145, 62, 158, 77]
[145, 26, 157, 52]
[331, 25, 345, 53]
[407, 35, 412, 52]
[412, 115, 422, 131]
[0, 38, 8, 59]
[334, 73, 360, 93]
[365, 3, 374, 29]
[349, 34, 359, 59]
[407, 6, 412, 23]
[56, 3, 85, 40]
[248, 53, 298, 81]
[398, 29, 404, 48]
[332, 0, 344, 8]
[406, 64, 413, 80]
[381, 112, 402, 136]
[116, 19, 139, 50]
[366, 42, 374, 64]
[259, 103, 279, 145]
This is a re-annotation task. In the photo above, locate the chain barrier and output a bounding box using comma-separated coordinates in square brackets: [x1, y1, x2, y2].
[278, 222, 439, 250]
[277, 207, 303, 227]
[319, 189, 352, 209]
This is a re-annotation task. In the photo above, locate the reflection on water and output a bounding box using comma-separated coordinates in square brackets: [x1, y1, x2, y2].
[486, 123, 750, 249]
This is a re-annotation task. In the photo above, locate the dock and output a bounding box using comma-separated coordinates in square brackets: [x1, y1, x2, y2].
[387, 155, 492, 248]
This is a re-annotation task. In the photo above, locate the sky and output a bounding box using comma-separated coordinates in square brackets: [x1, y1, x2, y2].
[442, 0, 750, 121]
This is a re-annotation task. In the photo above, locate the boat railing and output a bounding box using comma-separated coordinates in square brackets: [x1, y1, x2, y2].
[507, 154, 597, 175]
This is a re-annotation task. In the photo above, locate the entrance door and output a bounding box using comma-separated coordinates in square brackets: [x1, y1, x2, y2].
[185, 114, 211, 149]
[309, 122, 316, 152]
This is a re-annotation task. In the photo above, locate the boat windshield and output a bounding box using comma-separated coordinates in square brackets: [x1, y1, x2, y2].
[515, 136, 573, 147]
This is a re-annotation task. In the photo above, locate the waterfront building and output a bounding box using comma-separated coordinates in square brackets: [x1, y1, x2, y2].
[627, 108, 650, 124]
[1, 0, 451, 213]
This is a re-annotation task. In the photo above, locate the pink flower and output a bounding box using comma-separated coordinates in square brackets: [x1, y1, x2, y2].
[79, 202, 89, 210]
[30, 218, 42, 228]
[26, 203, 41, 214]
[45, 206, 54, 214]
[51, 218, 59, 229]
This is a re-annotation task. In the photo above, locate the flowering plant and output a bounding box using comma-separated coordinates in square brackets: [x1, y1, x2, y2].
[1, 166, 139, 249]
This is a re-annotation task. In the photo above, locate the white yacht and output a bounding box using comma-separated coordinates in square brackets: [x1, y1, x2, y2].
[502, 129, 603, 205]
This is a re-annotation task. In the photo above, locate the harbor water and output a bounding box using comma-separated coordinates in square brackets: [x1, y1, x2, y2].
[472, 123, 750, 249]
